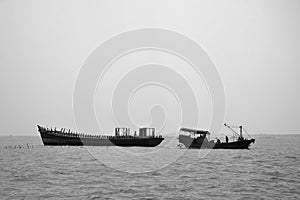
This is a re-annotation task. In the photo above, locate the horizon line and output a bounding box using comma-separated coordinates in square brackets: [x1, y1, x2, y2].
[1, 132, 300, 137]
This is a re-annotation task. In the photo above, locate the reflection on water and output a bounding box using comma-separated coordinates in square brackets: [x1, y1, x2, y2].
[0, 135, 299, 199]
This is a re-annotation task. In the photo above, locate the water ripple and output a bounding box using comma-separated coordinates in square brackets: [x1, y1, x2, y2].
[0, 135, 299, 199]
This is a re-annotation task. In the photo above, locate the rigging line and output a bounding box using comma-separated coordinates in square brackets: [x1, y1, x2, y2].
[224, 124, 240, 136]
[225, 124, 239, 129]
[242, 128, 252, 138]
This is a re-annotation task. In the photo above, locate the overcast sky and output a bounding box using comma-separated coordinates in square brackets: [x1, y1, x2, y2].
[0, 0, 299, 136]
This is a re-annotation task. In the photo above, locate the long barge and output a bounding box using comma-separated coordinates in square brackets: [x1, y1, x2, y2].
[38, 125, 164, 147]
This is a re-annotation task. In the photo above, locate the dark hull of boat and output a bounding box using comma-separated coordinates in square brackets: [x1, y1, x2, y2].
[39, 130, 164, 147]
[179, 135, 255, 149]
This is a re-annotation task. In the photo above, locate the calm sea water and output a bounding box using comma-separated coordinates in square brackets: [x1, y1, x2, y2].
[0, 134, 299, 200]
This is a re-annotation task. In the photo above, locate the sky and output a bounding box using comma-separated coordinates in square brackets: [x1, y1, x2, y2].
[0, 0, 300, 136]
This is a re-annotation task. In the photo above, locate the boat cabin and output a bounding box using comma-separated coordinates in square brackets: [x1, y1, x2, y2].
[139, 127, 155, 137]
[115, 127, 156, 137]
[179, 128, 210, 138]
[115, 127, 130, 136]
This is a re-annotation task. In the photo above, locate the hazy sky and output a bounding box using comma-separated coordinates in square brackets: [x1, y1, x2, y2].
[0, 0, 299, 136]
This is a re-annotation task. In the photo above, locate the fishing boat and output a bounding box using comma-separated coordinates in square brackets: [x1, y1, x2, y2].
[178, 124, 255, 149]
[37, 125, 164, 147]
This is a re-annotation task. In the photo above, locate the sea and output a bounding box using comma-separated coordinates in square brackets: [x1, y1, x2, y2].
[0, 134, 299, 200]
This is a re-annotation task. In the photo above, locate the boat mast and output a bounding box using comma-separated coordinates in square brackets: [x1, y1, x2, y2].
[239, 126, 243, 138]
